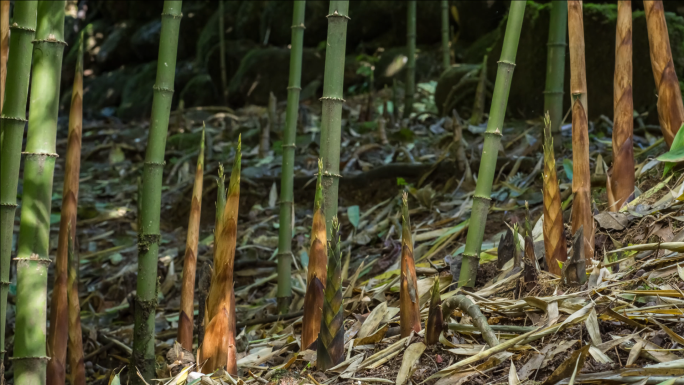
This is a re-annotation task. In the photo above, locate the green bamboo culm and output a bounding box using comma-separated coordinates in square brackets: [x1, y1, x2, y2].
[441, 0, 450, 71]
[0, 1, 38, 381]
[544, 0, 568, 150]
[319, 0, 349, 237]
[13, 1, 66, 384]
[276, 0, 306, 314]
[317, 217, 344, 370]
[458, 1, 526, 288]
[403, 0, 416, 118]
[132, 2, 182, 383]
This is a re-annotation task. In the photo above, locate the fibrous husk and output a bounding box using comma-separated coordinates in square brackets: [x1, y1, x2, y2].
[425, 278, 443, 345]
[399, 192, 421, 338]
[542, 112, 567, 276]
[317, 218, 344, 370]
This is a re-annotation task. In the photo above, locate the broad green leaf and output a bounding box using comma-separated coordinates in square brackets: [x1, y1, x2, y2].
[658, 123, 684, 176]
[563, 158, 573, 181]
[347, 205, 360, 229]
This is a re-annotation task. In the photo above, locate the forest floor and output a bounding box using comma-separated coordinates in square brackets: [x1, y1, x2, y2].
[6, 83, 684, 385]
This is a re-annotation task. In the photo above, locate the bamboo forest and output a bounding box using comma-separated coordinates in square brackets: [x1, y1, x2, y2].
[7, 0, 684, 384]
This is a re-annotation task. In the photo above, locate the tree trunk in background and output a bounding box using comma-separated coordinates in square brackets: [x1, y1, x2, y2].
[610, 0, 634, 211]
[178, 129, 205, 350]
[14, 1, 66, 384]
[441, 0, 450, 71]
[0, 2, 37, 382]
[644, 0, 684, 148]
[320, 0, 349, 238]
[404, 0, 416, 118]
[568, 0, 594, 261]
[132, 2, 183, 383]
[277, 0, 306, 314]
[544, 0, 567, 151]
[458, 1, 526, 287]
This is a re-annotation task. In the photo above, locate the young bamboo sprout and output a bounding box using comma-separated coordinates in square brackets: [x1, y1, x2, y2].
[544, 0, 567, 150]
[14, 2, 66, 383]
[133, 2, 183, 382]
[317, 217, 344, 370]
[178, 128, 205, 351]
[425, 278, 443, 345]
[320, 0, 349, 235]
[610, 0, 634, 211]
[202, 138, 241, 375]
[568, 0, 594, 261]
[441, 0, 450, 71]
[67, 37, 86, 385]
[301, 160, 327, 350]
[644, 0, 684, 147]
[458, 1, 527, 287]
[451, 111, 473, 184]
[542, 113, 567, 276]
[469, 55, 488, 126]
[404, 0, 416, 118]
[562, 226, 587, 285]
[47, 31, 84, 385]
[0, 2, 37, 377]
[400, 192, 421, 337]
[277, 0, 306, 314]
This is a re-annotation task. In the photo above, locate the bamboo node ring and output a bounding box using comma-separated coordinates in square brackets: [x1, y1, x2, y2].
[0, 115, 28, 122]
[320, 97, 346, 103]
[153, 85, 175, 93]
[21, 151, 59, 158]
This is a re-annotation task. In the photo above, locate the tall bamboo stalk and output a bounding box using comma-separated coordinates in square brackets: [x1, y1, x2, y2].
[568, 0, 594, 261]
[320, 0, 349, 236]
[218, 0, 228, 104]
[301, 160, 326, 350]
[13, 1, 66, 383]
[133, 2, 182, 383]
[178, 129, 205, 351]
[542, 113, 567, 276]
[441, 0, 449, 71]
[457, 1, 526, 287]
[202, 139, 241, 375]
[644, 0, 684, 147]
[568, 0, 588, 118]
[67, 38, 86, 385]
[0, 0, 9, 114]
[400, 192, 420, 337]
[47, 30, 84, 385]
[543, 0, 567, 150]
[0, 2, 37, 379]
[610, 0, 634, 211]
[277, 0, 306, 314]
[317, 217, 343, 370]
[403, 0, 416, 119]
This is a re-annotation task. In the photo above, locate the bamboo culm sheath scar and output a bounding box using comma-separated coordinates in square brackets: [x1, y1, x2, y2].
[458, 1, 526, 287]
[277, 0, 307, 314]
[133, 2, 183, 383]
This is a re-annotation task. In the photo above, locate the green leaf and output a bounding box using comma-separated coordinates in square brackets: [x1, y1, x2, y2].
[658, 123, 684, 176]
[563, 158, 573, 181]
[397, 177, 408, 186]
[347, 206, 360, 229]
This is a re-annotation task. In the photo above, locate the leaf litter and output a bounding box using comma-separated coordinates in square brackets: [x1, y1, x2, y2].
[6, 86, 684, 385]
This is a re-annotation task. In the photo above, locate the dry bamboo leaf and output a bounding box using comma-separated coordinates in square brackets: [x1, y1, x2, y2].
[627, 340, 645, 367]
[585, 309, 602, 346]
[354, 325, 389, 347]
[650, 319, 684, 346]
[540, 344, 590, 385]
[677, 263, 684, 281]
[508, 359, 521, 385]
[588, 346, 613, 364]
[357, 302, 388, 339]
[396, 342, 426, 385]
